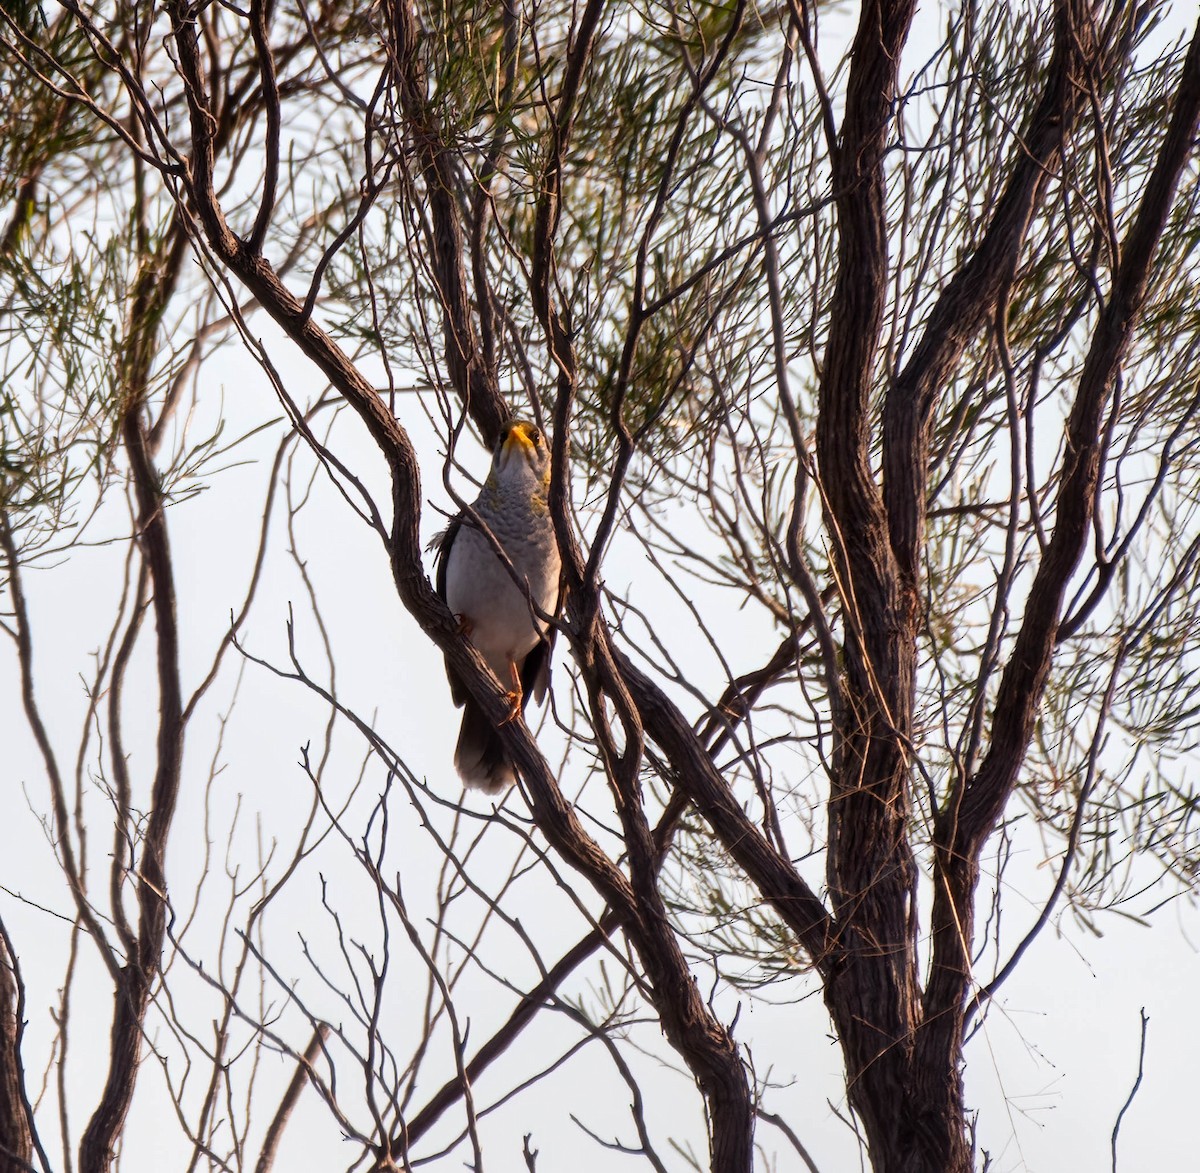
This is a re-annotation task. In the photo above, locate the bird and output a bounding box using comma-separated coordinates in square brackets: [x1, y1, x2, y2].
[434, 419, 562, 792]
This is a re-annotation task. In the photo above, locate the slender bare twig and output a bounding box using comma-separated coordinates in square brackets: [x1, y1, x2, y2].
[1110, 1008, 1149, 1173]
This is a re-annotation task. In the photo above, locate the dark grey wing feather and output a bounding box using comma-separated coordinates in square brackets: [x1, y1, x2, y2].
[520, 638, 550, 708]
[433, 514, 468, 707]
[521, 576, 566, 707]
[433, 514, 463, 602]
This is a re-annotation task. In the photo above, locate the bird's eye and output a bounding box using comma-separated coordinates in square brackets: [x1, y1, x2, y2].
[529, 427, 542, 446]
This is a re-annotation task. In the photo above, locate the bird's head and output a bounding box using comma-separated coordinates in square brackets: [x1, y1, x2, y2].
[493, 418, 552, 488]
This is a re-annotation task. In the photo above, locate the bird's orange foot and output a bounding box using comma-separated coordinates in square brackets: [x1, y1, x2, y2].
[500, 690, 523, 724]
[454, 613, 474, 638]
[501, 658, 523, 723]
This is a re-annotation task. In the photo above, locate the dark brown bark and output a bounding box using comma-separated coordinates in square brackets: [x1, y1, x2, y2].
[961, 18, 1200, 850]
[811, 0, 939, 1167]
[0, 934, 33, 1173]
[618, 652, 837, 961]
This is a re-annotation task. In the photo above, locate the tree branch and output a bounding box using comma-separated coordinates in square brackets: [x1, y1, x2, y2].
[380, 0, 507, 443]
[254, 1024, 331, 1173]
[917, 18, 1200, 1155]
[882, 0, 1107, 590]
[961, 15, 1200, 858]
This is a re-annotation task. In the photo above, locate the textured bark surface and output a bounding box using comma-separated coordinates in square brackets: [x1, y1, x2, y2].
[0, 935, 32, 1173]
[813, 0, 928, 1165]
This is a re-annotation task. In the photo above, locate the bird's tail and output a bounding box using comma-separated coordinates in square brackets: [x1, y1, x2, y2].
[454, 699, 517, 794]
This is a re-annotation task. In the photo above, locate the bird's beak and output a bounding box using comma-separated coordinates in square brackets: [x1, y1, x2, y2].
[503, 425, 536, 455]
[499, 424, 536, 471]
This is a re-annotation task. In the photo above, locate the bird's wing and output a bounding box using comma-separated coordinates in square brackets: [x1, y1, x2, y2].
[522, 576, 567, 707]
[520, 638, 550, 708]
[432, 513, 463, 602]
[432, 513, 468, 708]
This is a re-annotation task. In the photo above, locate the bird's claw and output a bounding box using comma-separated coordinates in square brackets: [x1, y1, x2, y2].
[500, 691, 523, 724]
[500, 658, 524, 723]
